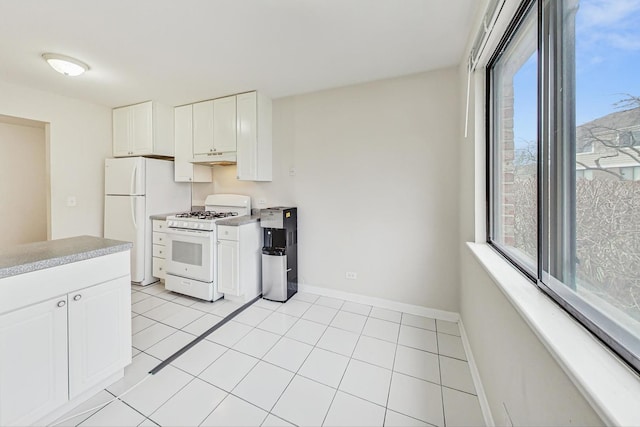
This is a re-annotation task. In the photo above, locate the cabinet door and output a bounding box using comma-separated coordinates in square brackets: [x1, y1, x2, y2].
[113, 107, 131, 157]
[174, 105, 194, 182]
[193, 100, 214, 155]
[67, 277, 131, 399]
[217, 239, 240, 296]
[236, 92, 257, 180]
[0, 297, 68, 427]
[131, 102, 153, 155]
[213, 96, 237, 153]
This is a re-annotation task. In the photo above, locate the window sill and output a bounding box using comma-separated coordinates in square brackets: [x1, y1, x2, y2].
[466, 242, 640, 426]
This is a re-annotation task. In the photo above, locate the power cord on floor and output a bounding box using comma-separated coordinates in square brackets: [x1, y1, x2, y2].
[48, 373, 153, 427]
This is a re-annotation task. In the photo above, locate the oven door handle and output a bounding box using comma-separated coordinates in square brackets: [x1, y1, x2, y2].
[165, 227, 211, 238]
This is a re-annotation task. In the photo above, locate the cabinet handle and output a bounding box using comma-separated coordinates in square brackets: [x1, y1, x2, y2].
[73, 294, 82, 301]
[159, 267, 163, 271]
[57, 300, 66, 308]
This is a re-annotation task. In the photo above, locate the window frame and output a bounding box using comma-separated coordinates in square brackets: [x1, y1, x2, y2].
[485, 0, 539, 282]
[486, 0, 640, 374]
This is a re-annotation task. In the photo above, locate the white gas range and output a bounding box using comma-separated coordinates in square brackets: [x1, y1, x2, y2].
[164, 194, 251, 301]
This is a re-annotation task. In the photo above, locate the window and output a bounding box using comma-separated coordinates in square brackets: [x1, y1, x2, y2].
[488, 1, 538, 276]
[618, 129, 640, 147]
[488, 0, 640, 373]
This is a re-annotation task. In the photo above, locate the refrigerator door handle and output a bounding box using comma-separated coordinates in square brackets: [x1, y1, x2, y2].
[130, 163, 138, 195]
[131, 197, 137, 229]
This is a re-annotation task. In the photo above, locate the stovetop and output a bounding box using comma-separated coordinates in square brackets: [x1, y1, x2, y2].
[166, 210, 243, 231]
[174, 211, 239, 220]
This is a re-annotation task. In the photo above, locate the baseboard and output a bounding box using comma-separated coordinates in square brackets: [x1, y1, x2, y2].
[459, 319, 495, 426]
[298, 283, 460, 322]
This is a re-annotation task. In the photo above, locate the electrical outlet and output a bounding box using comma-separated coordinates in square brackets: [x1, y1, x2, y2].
[289, 167, 296, 176]
[66, 196, 77, 207]
[345, 271, 357, 280]
[257, 198, 267, 207]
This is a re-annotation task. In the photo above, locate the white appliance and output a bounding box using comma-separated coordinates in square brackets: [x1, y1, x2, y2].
[104, 157, 191, 285]
[164, 194, 251, 301]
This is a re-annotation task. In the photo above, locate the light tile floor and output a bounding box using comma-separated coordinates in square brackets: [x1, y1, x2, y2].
[55, 282, 485, 427]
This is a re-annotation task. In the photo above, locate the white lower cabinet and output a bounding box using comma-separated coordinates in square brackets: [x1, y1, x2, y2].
[0, 272, 131, 426]
[68, 278, 131, 399]
[0, 296, 69, 427]
[217, 223, 262, 302]
[218, 238, 240, 296]
[152, 220, 167, 280]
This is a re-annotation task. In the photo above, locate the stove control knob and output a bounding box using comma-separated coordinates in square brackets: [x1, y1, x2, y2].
[167, 220, 173, 227]
[182, 222, 188, 227]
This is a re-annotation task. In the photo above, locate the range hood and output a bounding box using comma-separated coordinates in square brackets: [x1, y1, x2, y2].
[191, 151, 237, 165]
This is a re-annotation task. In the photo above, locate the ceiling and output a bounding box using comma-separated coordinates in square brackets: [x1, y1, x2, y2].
[0, 0, 479, 108]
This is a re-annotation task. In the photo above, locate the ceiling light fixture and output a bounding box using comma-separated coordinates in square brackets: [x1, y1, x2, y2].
[42, 53, 89, 76]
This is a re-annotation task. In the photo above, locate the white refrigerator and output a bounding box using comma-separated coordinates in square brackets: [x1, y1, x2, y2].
[104, 157, 191, 285]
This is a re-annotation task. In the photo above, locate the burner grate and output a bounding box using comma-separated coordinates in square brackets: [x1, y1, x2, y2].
[174, 211, 239, 220]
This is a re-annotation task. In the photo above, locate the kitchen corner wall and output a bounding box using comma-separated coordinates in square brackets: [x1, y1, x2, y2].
[212, 68, 461, 312]
[0, 80, 112, 240]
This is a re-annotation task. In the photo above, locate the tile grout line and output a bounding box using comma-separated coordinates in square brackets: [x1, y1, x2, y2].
[382, 311, 404, 426]
[315, 301, 350, 427]
[149, 295, 261, 375]
[437, 321, 447, 427]
[258, 295, 320, 425]
[125, 290, 476, 426]
[226, 296, 313, 425]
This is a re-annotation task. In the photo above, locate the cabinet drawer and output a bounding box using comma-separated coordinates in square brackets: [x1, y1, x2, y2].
[152, 257, 165, 279]
[152, 244, 165, 258]
[217, 225, 239, 241]
[153, 232, 166, 245]
[152, 220, 167, 232]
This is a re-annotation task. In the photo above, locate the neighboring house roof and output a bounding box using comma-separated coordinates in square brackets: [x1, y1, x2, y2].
[577, 106, 640, 137]
[576, 106, 640, 169]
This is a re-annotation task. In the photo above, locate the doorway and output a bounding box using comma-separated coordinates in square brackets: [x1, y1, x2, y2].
[0, 114, 50, 246]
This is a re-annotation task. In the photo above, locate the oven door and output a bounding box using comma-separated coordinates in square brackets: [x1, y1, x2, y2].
[165, 227, 214, 282]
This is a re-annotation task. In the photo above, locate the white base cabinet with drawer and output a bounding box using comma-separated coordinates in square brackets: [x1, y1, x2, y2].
[152, 219, 167, 280]
[217, 223, 262, 302]
[0, 251, 131, 427]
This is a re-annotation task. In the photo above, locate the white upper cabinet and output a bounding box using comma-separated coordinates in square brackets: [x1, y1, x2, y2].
[213, 96, 237, 153]
[186, 91, 272, 181]
[174, 105, 212, 182]
[112, 101, 174, 158]
[192, 100, 214, 156]
[237, 92, 272, 181]
[193, 96, 238, 162]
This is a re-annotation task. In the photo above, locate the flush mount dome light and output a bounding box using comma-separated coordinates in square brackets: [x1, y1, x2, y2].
[42, 53, 89, 76]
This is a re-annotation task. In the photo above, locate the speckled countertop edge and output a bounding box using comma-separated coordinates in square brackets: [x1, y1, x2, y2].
[216, 214, 261, 226]
[0, 236, 132, 279]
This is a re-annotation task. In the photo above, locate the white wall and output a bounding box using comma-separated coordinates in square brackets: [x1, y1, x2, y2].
[0, 80, 112, 239]
[0, 120, 47, 245]
[213, 69, 461, 311]
[456, 3, 603, 424]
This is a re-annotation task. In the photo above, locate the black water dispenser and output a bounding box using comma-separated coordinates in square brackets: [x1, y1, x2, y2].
[261, 207, 297, 302]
